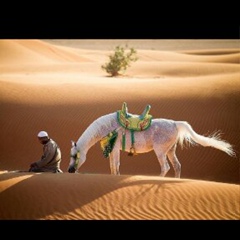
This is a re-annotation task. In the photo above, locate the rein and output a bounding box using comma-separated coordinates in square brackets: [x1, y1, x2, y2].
[70, 150, 80, 169]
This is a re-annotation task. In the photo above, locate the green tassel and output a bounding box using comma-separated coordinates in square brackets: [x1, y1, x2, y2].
[128, 130, 137, 156]
[131, 130, 135, 145]
[122, 132, 126, 151]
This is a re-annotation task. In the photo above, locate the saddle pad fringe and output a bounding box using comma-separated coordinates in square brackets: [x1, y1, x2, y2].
[100, 130, 118, 158]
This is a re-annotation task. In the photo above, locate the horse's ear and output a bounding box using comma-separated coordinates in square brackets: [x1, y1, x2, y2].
[71, 140, 76, 147]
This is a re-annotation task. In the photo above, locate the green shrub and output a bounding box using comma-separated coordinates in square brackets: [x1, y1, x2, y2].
[101, 45, 138, 77]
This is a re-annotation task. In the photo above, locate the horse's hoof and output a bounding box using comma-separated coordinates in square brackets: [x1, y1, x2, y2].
[68, 166, 76, 173]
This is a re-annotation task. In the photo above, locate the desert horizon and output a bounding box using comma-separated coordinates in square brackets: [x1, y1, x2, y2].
[0, 39, 239, 220]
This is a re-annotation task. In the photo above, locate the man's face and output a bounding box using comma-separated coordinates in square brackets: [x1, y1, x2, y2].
[38, 137, 48, 144]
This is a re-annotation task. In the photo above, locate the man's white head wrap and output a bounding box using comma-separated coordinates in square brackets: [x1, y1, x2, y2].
[37, 131, 49, 138]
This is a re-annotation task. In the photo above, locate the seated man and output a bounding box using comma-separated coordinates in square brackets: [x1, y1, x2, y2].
[29, 131, 63, 173]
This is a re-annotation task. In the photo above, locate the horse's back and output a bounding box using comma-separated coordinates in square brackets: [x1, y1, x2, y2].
[133, 118, 177, 143]
[151, 118, 177, 132]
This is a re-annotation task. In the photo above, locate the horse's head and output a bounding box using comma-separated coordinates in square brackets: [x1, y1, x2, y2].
[68, 140, 80, 173]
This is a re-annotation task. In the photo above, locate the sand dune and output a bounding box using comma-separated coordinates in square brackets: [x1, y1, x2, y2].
[137, 49, 240, 64]
[0, 40, 92, 65]
[0, 172, 239, 220]
[180, 49, 240, 55]
[43, 39, 240, 51]
[0, 39, 239, 220]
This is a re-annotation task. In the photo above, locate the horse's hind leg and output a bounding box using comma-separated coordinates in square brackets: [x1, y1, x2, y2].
[154, 149, 170, 177]
[167, 144, 181, 178]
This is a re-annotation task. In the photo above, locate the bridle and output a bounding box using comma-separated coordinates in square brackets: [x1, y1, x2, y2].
[70, 150, 80, 169]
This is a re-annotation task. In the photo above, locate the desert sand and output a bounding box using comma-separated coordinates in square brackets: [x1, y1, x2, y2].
[0, 39, 239, 220]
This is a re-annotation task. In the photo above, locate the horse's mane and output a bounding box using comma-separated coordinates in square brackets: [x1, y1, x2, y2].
[76, 112, 118, 149]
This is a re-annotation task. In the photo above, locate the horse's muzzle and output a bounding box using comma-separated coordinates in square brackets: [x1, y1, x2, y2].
[68, 166, 76, 173]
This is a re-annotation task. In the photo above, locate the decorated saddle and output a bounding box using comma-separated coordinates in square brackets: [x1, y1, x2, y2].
[117, 102, 153, 156]
[100, 102, 153, 158]
[117, 102, 152, 131]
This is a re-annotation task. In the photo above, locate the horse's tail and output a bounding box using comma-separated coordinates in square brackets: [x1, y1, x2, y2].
[175, 121, 235, 157]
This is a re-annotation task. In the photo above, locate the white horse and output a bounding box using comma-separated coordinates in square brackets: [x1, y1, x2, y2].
[68, 110, 235, 178]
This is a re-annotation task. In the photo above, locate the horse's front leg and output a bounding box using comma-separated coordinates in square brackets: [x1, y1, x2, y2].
[109, 149, 120, 175]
